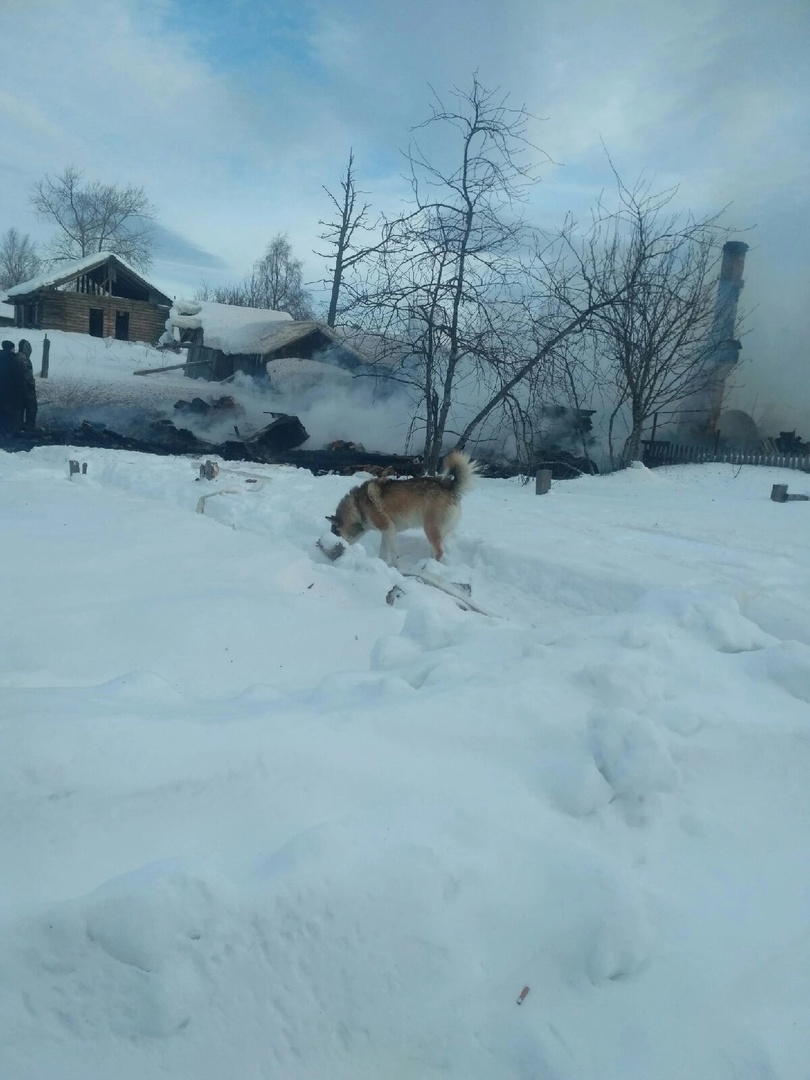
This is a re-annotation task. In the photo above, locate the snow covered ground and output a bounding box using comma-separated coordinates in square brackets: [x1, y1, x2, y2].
[2, 338, 810, 1078]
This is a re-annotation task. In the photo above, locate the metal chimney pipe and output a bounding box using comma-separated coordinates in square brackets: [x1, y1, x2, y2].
[711, 240, 749, 366]
[677, 240, 749, 439]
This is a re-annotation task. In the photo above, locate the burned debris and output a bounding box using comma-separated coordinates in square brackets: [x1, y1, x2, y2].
[242, 413, 309, 456]
[774, 431, 810, 455]
[173, 395, 240, 417]
[0, 412, 426, 477]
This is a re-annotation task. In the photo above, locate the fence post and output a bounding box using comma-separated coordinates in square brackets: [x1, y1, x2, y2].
[535, 469, 552, 495]
[39, 334, 50, 379]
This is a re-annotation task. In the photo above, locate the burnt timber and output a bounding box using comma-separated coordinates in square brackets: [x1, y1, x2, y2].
[0, 423, 424, 476]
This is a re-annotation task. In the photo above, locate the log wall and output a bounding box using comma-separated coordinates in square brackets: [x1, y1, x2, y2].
[183, 345, 267, 381]
[23, 290, 169, 343]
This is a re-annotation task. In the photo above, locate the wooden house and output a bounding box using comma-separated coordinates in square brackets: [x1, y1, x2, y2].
[4, 253, 172, 343]
[0, 293, 14, 328]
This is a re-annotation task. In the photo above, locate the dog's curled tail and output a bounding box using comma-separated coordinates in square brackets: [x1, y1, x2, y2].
[442, 449, 478, 496]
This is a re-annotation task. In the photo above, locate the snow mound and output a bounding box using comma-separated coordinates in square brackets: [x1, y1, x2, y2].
[10, 861, 231, 1039]
[638, 588, 774, 653]
[588, 707, 680, 799]
[739, 639, 810, 706]
[94, 670, 182, 702]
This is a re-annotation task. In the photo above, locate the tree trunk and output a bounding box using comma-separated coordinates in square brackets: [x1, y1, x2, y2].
[326, 250, 344, 327]
[622, 416, 645, 465]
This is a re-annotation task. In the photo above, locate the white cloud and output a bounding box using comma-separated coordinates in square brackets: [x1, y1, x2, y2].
[1, 0, 808, 431]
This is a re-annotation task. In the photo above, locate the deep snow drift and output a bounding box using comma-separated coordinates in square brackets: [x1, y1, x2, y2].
[1, 354, 810, 1078]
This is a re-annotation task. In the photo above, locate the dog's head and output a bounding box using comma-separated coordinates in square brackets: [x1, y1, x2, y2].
[326, 491, 368, 544]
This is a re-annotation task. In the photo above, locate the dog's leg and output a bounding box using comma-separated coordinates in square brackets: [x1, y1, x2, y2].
[379, 524, 399, 567]
[424, 518, 444, 562]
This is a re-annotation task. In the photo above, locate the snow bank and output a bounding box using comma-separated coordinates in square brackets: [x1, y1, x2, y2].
[1, 448, 810, 1079]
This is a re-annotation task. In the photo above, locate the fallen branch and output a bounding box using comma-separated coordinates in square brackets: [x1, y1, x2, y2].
[400, 571, 496, 616]
[134, 360, 210, 376]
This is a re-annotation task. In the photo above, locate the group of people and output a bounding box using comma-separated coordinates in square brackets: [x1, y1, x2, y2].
[0, 339, 38, 433]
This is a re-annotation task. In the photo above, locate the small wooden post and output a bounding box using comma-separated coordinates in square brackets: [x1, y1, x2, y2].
[40, 334, 50, 379]
[535, 468, 552, 495]
[650, 412, 658, 443]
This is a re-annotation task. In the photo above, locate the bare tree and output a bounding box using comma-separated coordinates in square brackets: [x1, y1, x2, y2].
[582, 172, 730, 466]
[252, 234, 313, 318]
[340, 79, 645, 473]
[197, 233, 313, 318]
[316, 150, 384, 327]
[31, 166, 157, 270]
[343, 77, 548, 472]
[194, 280, 253, 306]
[0, 228, 41, 289]
[337, 81, 734, 473]
[467, 174, 734, 471]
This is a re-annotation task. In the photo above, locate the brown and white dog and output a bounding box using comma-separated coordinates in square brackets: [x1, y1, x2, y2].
[326, 449, 477, 566]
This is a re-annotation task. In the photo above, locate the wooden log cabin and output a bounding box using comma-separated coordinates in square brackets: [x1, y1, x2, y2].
[5, 253, 172, 343]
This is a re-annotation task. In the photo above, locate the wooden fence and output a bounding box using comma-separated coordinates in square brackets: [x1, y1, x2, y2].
[642, 440, 810, 472]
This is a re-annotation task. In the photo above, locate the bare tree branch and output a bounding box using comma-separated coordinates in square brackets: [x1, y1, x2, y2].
[0, 228, 41, 289]
[196, 233, 313, 319]
[30, 166, 157, 270]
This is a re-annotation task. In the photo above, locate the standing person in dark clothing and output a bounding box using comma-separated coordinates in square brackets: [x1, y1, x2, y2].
[16, 340, 38, 429]
[0, 339, 38, 433]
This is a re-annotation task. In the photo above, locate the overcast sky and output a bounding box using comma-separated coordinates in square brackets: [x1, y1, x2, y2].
[1, 0, 808, 429]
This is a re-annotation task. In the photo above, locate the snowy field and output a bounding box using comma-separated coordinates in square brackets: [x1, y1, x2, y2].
[2, 453, 810, 1079]
[2, 336, 810, 1078]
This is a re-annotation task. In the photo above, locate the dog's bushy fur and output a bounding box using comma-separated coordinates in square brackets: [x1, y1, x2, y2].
[326, 449, 477, 565]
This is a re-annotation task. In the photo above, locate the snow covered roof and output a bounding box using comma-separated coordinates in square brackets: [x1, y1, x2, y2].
[337, 327, 409, 369]
[232, 319, 338, 358]
[6, 252, 172, 306]
[165, 299, 293, 354]
[164, 301, 367, 365]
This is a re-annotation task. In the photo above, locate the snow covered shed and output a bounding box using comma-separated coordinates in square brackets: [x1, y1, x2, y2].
[0, 292, 14, 327]
[4, 253, 173, 343]
[164, 300, 367, 381]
